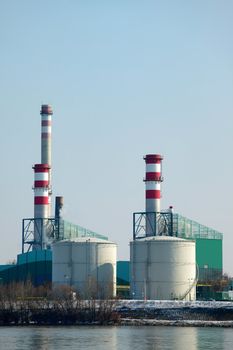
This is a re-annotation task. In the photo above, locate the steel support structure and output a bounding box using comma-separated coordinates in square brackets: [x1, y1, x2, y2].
[22, 218, 60, 253]
[133, 211, 174, 240]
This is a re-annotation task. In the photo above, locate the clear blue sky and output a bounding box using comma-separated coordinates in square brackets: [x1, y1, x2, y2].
[0, 1, 232, 274]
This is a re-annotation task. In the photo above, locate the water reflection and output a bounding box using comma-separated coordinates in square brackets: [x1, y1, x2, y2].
[27, 328, 50, 350]
[122, 326, 198, 350]
[195, 327, 226, 350]
[25, 326, 118, 350]
[223, 328, 233, 350]
[0, 326, 232, 350]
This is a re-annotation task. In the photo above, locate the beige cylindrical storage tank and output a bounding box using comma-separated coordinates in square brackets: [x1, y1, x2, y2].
[130, 236, 196, 300]
[52, 238, 117, 298]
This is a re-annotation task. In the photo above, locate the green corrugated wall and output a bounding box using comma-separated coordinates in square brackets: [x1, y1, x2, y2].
[196, 238, 222, 270]
[195, 238, 222, 281]
[117, 261, 130, 285]
[0, 261, 52, 286]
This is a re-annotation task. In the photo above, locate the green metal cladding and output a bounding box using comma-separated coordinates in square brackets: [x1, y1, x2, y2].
[195, 238, 222, 281]
[196, 238, 222, 270]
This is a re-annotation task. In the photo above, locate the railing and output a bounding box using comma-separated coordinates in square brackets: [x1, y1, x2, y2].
[133, 212, 223, 240]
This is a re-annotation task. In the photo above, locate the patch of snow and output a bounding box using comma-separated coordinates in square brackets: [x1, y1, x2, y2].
[115, 300, 233, 311]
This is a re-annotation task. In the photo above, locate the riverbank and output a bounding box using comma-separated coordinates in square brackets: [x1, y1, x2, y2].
[116, 300, 233, 322]
[1, 300, 233, 326]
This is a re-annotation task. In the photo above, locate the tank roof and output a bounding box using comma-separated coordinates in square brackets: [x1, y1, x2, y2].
[133, 235, 194, 243]
[53, 237, 116, 245]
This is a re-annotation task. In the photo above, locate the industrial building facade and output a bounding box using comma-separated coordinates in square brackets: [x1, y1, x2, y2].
[117, 212, 223, 299]
[173, 213, 223, 281]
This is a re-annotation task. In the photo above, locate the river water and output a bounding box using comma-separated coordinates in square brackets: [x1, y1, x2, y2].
[0, 326, 233, 350]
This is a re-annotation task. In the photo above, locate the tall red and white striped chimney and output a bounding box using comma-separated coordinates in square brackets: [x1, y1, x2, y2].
[33, 104, 53, 249]
[41, 104, 53, 216]
[41, 104, 53, 166]
[144, 154, 163, 236]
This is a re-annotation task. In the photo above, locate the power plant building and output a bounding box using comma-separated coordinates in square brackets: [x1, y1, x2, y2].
[130, 154, 223, 300]
[0, 106, 224, 301]
[0, 105, 113, 295]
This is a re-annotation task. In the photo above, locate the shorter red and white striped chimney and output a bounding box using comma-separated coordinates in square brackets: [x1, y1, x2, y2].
[144, 154, 163, 236]
[144, 154, 163, 213]
[33, 163, 50, 248]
